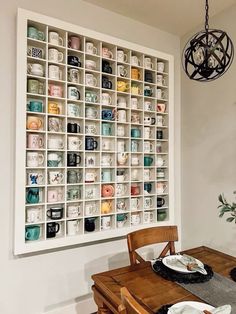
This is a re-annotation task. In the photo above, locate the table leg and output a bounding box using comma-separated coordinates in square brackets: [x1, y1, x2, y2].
[93, 287, 113, 314]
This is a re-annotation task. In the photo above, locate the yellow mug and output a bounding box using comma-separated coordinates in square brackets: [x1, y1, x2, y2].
[117, 81, 130, 92]
[131, 68, 141, 80]
[101, 201, 112, 214]
[131, 85, 141, 95]
[27, 116, 43, 130]
[48, 102, 60, 114]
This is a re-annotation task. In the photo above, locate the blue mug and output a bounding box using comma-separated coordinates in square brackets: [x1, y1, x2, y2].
[25, 225, 40, 241]
[144, 182, 152, 193]
[102, 123, 112, 136]
[26, 187, 40, 204]
[101, 169, 112, 182]
[102, 109, 114, 121]
[144, 156, 153, 166]
[131, 128, 141, 138]
[27, 101, 43, 112]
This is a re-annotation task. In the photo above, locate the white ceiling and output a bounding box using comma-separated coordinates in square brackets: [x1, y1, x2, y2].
[83, 0, 236, 36]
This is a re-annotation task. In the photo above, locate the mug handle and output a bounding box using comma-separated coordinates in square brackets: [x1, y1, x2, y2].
[37, 118, 43, 129]
[109, 51, 114, 59]
[93, 77, 97, 86]
[108, 95, 112, 104]
[150, 143, 154, 151]
[93, 47, 97, 54]
[150, 198, 153, 207]
[37, 31, 45, 41]
[38, 173, 44, 183]
[163, 185, 167, 192]
[108, 81, 112, 89]
[59, 173, 64, 182]
[58, 37, 63, 46]
[46, 209, 51, 218]
[27, 63, 32, 74]
[93, 140, 98, 149]
[123, 54, 128, 63]
[76, 154, 81, 165]
[25, 231, 31, 240]
[38, 153, 44, 165]
[58, 52, 64, 63]
[112, 109, 117, 120]
[55, 223, 60, 233]
[151, 117, 156, 125]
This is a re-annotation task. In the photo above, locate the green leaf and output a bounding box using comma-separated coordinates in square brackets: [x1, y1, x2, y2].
[218, 194, 224, 203]
[226, 217, 234, 222]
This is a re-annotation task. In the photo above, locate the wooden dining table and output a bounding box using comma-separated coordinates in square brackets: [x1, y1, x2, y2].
[91, 246, 236, 314]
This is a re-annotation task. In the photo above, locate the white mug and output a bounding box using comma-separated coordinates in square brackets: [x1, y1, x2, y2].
[116, 184, 127, 196]
[48, 31, 63, 46]
[157, 115, 165, 127]
[48, 48, 63, 63]
[67, 220, 80, 236]
[144, 57, 153, 69]
[27, 172, 44, 185]
[67, 103, 80, 117]
[85, 202, 98, 215]
[117, 140, 126, 152]
[131, 213, 141, 225]
[144, 101, 152, 111]
[67, 136, 82, 150]
[117, 110, 126, 123]
[85, 107, 98, 119]
[47, 189, 63, 202]
[130, 198, 140, 211]
[85, 73, 97, 87]
[156, 89, 165, 100]
[131, 98, 138, 109]
[48, 117, 63, 132]
[27, 133, 44, 149]
[85, 171, 97, 183]
[143, 211, 154, 224]
[116, 125, 125, 137]
[101, 216, 111, 230]
[102, 93, 112, 105]
[156, 157, 165, 167]
[85, 154, 96, 167]
[48, 171, 64, 184]
[143, 141, 154, 153]
[117, 65, 127, 77]
[102, 139, 111, 151]
[85, 124, 97, 135]
[144, 197, 153, 209]
[156, 183, 167, 194]
[117, 152, 128, 165]
[117, 96, 127, 108]
[68, 68, 80, 84]
[26, 152, 44, 167]
[68, 86, 80, 100]
[26, 207, 42, 223]
[86, 42, 97, 55]
[144, 127, 151, 139]
[143, 169, 151, 181]
[117, 49, 128, 63]
[101, 154, 112, 166]
[47, 153, 62, 167]
[48, 137, 64, 149]
[131, 169, 139, 181]
[27, 63, 44, 76]
[67, 205, 81, 218]
[156, 74, 165, 86]
[131, 56, 140, 66]
[131, 156, 139, 166]
[157, 62, 165, 72]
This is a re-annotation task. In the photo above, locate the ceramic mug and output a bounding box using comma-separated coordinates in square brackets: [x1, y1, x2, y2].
[117, 49, 128, 63]
[48, 171, 64, 185]
[117, 110, 126, 123]
[46, 222, 60, 238]
[131, 140, 139, 153]
[131, 56, 140, 66]
[48, 84, 63, 98]
[25, 225, 40, 241]
[143, 127, 151, 139]
[131, 128, 141, 138]
[144, 101, 152, 111]
[131, 184, 140, 196]
[131, 169, 139, 181]
[48, 102, 60, 115]
[28, 26, 44, 41]
[101, 185, 115, 197]
[157, 62, 165, 72]
[26, 152, 44, 167]
[156, 183, 167, 194]
[116, 184, 127, 196]
[143, 211, 154, 224]
[85, 170, 97, 183]
[27, 116, 43, 130]
[130, 98, 138, 109]
[85, 154, 96, 167]
[157, 209, 167, 221]
[27, 46, 44, 59]
[117, 65, 128, 77]
[85, 59, 96, 70]
[68, 68, 80, 83]
[117, 213, 127, 228]
[67, 103, 80, 117]
[27, 100, 43, 113]
[68, 36, 80, 50]
[85, 73, 97, 87]
[144, 156, 153, 167]
[86, 42, 97, 55]
[117, 96, 127, 108]
[156, 89, 165, 100]
[68, 55, 81, 67]
[48, 137, 64, 149]
[156, 74, 165, 86]
[117, 81, 129, 92]
[47, 153, 62, 167]
[27, 172, 44, 185]
[84, 218, 96, 232]
[102, 123, 112, 136]
[67, 220, 80, 236]
[27, 79, 44, 94]
[48, 48, 63, 63]
[102, 47, 113, 59]
[117, 152, 128, 166]
[26, 187, 40, 204]
[85, 202, 98, 216]
[101, 169, 112, 182]
[130, 198, 140, 211]
[157, 103, 166, 113]
[27, 63, 44, 77]
[144, 57, 153, 69]
[101, 216, 111, 230]
[144, 116, 156, 125]
[143, 141, 154, 153]
[156, 157, 165, 167]
[48, 65, 62, 80]
[47, 206, 63, 219]
[101, 93, 112, 105]
[101, 154, 112, 167]
[85, 107, 98, 119]
[49, 31, 63, 45]
[68, 86, 80, 100]
[101, 200, 112, 214]
[67, 188, 81, 201]
[131, 213, 141, 225]
[144, 197, 153, 209]
[85, 124, 97, 135]
[67, 136, 82, 150]
[27, 133, 44, 149]
[116, 125, 125, 137]
[67, 204, 81, 218]
[26, 207, 42, 223]
[131, 68, 141, 80]
[48, 117, 63, 132]
[47, 189, 63, 203]
[116, 200, 127, 212]
[67, 170, 82, 184]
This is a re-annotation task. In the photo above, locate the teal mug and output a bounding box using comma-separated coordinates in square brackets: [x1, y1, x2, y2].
[26, 187, 40, 204]
[85, 91, 98, 103]
[25, 225, 40, 241]
[144, 156, 153, 166]
[102, 123, 112, 136]
[117, 213, 127, 221]
[101, 169, 112, 182]
[131, 128, 141, 138]
[27, 101, 43, 112]
[27, 26, 45, 41]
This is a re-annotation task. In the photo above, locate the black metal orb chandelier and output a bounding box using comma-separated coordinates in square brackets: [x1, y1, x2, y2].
[182, 0, 234, 82]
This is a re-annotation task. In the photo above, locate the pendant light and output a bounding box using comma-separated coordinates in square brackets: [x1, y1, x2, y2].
[182, 0, 234, 82]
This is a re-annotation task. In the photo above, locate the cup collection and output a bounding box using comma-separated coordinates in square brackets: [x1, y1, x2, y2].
[24, 23, 169, 241]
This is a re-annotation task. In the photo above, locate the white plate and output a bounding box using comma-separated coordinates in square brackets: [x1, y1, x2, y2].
[168, 301, 214, 313]
[162, 255, 204, 273]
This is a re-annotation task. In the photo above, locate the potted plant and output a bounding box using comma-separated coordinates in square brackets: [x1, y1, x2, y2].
[218, 193, 236, 281]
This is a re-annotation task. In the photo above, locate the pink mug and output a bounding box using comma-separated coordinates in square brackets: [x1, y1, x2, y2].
[48, 84, 63, 98]
[47, 189, 63, 203]
[27, 133, 44, 149]
[68, 36, 81, 50]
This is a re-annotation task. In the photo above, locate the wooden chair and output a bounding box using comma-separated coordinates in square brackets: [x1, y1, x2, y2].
[119, 287, 150, 314]
[127, 226, 178, 265]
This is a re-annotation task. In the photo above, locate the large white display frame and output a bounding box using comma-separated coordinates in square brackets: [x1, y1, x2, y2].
[15, 8, 175, 254]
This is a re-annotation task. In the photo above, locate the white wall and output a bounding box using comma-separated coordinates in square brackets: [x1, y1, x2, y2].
[0, 1, 181, 313]
[181, 5, 236, 256]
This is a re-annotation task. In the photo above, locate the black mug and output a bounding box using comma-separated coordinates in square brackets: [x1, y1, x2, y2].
[85, 218, 96, 232]
[102, 60, 112, 74]
[67, 55, 81, 67]
[67, 122, 80, 133]
[102, 76, 112, 89]
[46, 222, 60, 238]
[157, 197, 165, 208]
[156, 130, 163, 139]
[67, 153, 81, 166]
[85, 137, 98, 150]
[47, 207, 63, 220]
[145, 71, 153, 83]
[144, 182, 152, 193]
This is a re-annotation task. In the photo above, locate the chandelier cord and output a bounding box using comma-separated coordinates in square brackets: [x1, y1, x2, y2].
[205, 0, 209, 31]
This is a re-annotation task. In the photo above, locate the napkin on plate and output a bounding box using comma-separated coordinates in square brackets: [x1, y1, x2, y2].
[168, 304, 231, 314]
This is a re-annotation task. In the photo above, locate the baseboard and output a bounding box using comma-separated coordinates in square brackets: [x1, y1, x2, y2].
[44, 296, 97, 314]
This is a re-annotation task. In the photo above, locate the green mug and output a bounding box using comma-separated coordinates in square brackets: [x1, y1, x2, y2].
[117, 213, 127, 221]
[27, 101, 43, 112]
[25, 225, 40, 241]
[27, 26, 45, 41]
[157, 209, 167, 221]
[26, 187, 40, 204]
[131, 128, 141, 138]
[102, 123, 112, 136]
[144, 156, 153, 166]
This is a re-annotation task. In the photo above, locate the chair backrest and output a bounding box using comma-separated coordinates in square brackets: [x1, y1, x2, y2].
[120, 287, 150, 314]
[127, 226, 178, 265]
